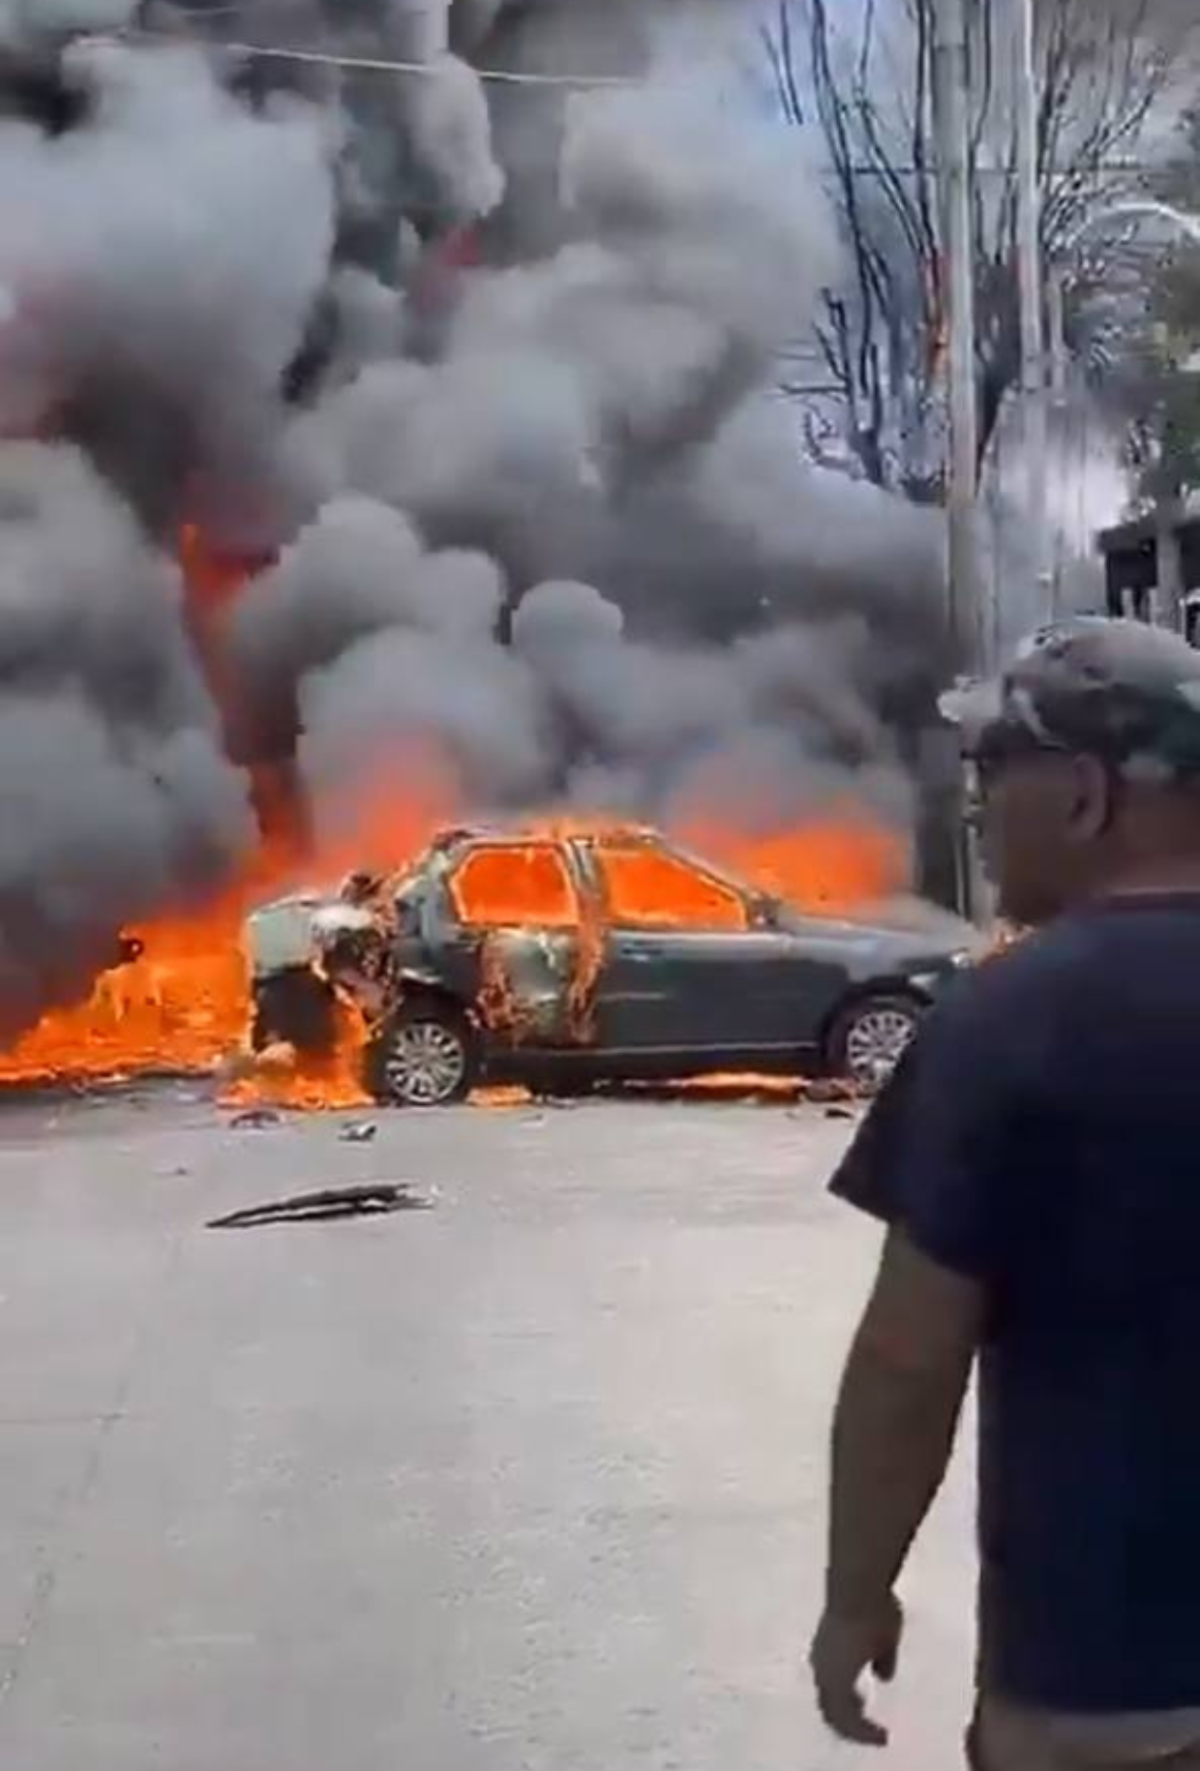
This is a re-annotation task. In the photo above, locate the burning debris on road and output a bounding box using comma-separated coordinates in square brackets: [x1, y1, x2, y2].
[207, 1181, 432, 1229]
[0, 2, 950, 1101]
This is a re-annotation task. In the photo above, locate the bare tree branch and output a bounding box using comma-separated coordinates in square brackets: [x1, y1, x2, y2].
[765, 0, 1177, 495]
[760, 1, 805, 129]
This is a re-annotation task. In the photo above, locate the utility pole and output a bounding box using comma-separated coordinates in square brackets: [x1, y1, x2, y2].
[1047, 267, 1068, 405]
[1015, 0, 1051, 632]
[930, 0, 989, 920]
[391, 0, 450, 60]
[933, 0, 987, 674]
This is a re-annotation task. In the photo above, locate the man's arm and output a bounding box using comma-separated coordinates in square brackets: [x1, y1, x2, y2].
[812, 959, 1028, 1745]
[811, 1229, 984, 1746]
[829, 1228, 983, 1613]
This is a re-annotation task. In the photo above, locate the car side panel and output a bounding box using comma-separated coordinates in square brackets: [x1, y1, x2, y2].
[590, 931, 681, 1049]
[719, 932, 855, 1045]
[591, 929, 851, 1053]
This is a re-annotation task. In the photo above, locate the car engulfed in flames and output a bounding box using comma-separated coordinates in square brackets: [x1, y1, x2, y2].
[245, 824, 980, 1107]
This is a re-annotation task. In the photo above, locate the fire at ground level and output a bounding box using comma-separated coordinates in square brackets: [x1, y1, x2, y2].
[0, 516, 933, 1105]
[0, 1090, 974, 1771]
[0, 803, 908, 1105]
[0, 516, 930, 1106]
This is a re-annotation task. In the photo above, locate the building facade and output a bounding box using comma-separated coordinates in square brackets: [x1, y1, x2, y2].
[1098, 504, 1200, 643]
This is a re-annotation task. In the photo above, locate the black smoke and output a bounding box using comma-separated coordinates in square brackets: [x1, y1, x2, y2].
[0, 2, 945, 1040]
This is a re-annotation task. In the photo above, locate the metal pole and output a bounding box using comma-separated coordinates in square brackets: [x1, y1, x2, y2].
[1047, 267, 1068, 405]
[932, 0, 989, 921]
[1014, 0, 1051, 627]
[933, 0, 986, 674]
[389, 0, 450, 61]
[1046, 265, 1070, 611]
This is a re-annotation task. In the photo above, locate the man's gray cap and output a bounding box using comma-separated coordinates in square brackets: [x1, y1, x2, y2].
[939, 618, 1200, 783]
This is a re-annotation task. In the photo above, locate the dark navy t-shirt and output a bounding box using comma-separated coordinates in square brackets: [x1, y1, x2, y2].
[830, 895, 1200, 1713]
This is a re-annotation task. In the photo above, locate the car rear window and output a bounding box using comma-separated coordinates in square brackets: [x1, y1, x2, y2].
[450, 845, 579, 929]
[598, 848, 747, 931]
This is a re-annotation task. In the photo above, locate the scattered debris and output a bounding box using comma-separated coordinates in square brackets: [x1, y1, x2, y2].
[472, 1084, 534, 1109]
[339, 1120, 378, 1143]
[824, 1105, 856, 1121]
[228, 1107, 283, 1131]
[806, 1077, 862, 1105]
[207, 1182, 432, 1229]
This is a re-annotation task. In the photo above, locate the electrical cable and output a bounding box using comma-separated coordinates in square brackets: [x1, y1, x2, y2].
[125, 27, 636, 88]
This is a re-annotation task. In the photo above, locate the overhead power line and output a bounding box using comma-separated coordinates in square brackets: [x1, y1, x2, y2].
[118, 27, 1185, 179]
[125, 29, 636, 88]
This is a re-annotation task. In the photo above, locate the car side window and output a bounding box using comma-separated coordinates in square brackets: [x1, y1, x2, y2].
[450, 845, 580, 929]
[597, 847, 748, 932]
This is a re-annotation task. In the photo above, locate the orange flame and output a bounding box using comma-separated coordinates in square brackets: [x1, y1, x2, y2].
[0, 892, 255, 1092]
[688, 810, 909, 915]
[221, 1000, 371, 1112]
[0, 771, 453, 1099]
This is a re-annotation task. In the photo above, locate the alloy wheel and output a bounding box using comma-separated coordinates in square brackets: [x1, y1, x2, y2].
[383, 1020, 468, 1107]
[842, 1005, 918, 1088]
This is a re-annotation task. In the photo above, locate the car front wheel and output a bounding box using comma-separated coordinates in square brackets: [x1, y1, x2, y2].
[251, 968, 338, 1057]
[826, 992, 923, 1089]
[366, 1003, 477, 1107]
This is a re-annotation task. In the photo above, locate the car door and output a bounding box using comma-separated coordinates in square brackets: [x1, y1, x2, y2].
[440, 840, 583, 1047]
[586, 841, 844, 1055]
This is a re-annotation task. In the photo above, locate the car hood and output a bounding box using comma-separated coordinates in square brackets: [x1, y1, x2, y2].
[775, 897, 987, 969]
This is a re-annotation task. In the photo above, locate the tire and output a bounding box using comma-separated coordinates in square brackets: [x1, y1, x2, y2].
[365, 1001, 477, 1108]
[251, 969, 338, 1057]
[825, 991, 924, 1090]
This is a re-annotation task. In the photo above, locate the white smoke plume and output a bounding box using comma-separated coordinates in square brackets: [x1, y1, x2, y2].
[0, 3, 946, 1039]
[406, 51, 503, 222]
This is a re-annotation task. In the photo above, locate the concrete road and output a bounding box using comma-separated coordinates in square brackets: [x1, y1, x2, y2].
[0, 1090, 974, 1771]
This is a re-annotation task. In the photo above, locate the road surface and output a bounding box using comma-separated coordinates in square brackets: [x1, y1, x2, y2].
[0, 1088, 974, 1770]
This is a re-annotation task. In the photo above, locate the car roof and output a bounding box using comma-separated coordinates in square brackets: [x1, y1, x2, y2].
[431, 823, 662, 852]
[430, 824, 750, 880]
[425, 823, 762, 900]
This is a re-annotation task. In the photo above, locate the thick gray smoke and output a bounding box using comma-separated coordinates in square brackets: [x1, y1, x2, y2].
[0, 37, 334, 538]
[0, 27, 332, 1034]
[0, 442, 251, 1038]
[232, 70, 938, 847]
[0, 2, 945, 1039]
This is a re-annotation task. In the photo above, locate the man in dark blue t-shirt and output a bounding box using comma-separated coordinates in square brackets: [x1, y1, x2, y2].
[809, 619, 1200, 1768]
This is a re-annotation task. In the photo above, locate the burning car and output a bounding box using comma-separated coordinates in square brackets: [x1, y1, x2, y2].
[243, 826, 979, 1106]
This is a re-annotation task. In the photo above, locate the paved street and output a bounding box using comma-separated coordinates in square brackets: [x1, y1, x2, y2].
[0, 1089, 974, 1770]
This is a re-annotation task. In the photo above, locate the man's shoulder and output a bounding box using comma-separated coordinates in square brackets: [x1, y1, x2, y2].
[925, 906, 1174, 1078]
[925, 919, 1085, 1039]
[968, 902, 1187, 1005]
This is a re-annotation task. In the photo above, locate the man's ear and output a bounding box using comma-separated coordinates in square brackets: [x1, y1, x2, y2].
[1067, 752, 1114, 841]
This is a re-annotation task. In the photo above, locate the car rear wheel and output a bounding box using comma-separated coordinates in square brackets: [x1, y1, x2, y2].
[366, 1003, 477, 1107]
[826, 992, 923, 1089]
